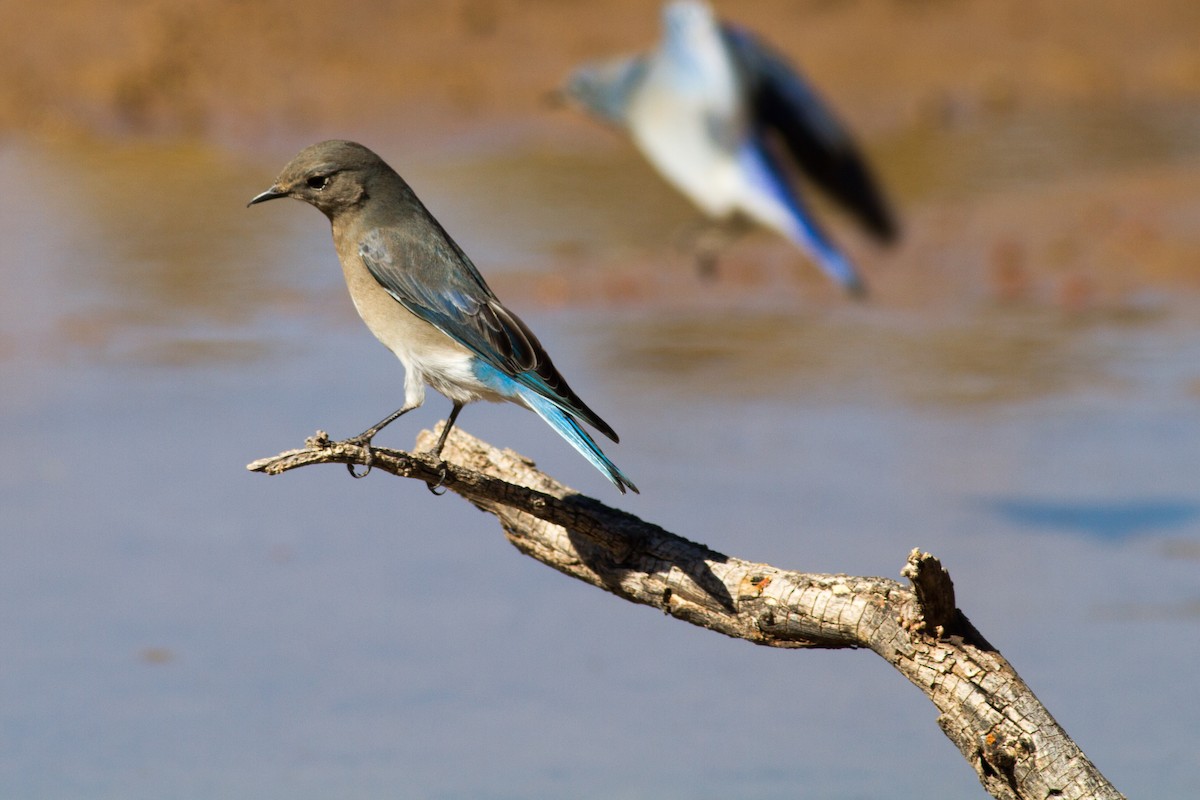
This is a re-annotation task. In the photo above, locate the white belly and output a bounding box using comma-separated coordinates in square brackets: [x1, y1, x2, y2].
[342, 255, 502, 408]
[629, 92, 743, 218]
[627, 4, 746, 218]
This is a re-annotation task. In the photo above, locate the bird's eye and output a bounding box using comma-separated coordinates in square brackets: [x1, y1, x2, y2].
[306, 175, 329, 190]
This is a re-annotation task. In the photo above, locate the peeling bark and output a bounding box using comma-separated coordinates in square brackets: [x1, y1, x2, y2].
[249, 426, 1125, 800]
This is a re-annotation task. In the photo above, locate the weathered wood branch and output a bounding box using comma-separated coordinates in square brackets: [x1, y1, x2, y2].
[249, 426, 1124, 800]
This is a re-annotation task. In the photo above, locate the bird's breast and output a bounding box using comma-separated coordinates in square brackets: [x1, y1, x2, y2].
[338, 249, 500, 405]
[628, 45, 745, 217]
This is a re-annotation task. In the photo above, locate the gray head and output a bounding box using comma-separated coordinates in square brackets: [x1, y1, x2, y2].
[562, 55, 649, 126]
[248, 140, 394, 220]
[563, 1, 717, 126]
[663, 0, 716, 38]
[661, 0, 720, 61]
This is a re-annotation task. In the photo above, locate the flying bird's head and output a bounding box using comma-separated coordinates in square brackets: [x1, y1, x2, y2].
[562, 56, 650, 126]
[662, 0, 717, 45]
[248, 140, 389, 220]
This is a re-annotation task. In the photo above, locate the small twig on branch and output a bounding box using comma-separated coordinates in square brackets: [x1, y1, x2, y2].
[249, 426, 1125, 800]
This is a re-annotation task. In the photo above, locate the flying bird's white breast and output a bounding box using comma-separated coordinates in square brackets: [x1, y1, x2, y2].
[627, 0, 745, 218]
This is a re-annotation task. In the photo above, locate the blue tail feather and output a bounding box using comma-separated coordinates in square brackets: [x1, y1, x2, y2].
[737, 140, 866, 296]
[471, 360, 637, 493]
[517, 388, 639, 494]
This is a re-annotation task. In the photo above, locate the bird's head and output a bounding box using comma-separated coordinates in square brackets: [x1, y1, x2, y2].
[248, 140, 387, 220]
[559, 56, 650, 127]
[663, 0, 717, 44]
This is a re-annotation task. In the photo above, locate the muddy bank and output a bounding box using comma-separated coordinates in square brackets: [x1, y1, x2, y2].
[4, 0, 1199, 145]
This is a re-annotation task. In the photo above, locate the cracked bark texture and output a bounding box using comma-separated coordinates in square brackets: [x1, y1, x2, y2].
[249, 426, 1124, 800]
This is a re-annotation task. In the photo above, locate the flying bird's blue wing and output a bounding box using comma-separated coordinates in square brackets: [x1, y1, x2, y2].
[720, 23, 898, 243]
[357, 225, 620, 443]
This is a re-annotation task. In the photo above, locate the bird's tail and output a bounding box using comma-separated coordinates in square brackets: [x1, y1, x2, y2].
[735, 140, 867, 297]
[517, 388, 639, 495]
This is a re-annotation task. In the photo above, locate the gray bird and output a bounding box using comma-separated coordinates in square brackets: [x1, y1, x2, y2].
[563, 0, 897, 295]
[249, 140, 637, 494]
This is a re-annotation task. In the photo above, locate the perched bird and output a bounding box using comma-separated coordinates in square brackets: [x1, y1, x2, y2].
[563, 0, 897, 295]
[249, 140, 637, 494]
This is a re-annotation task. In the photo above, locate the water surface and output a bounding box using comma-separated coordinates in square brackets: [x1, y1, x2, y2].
[1, 98, 1198, 800]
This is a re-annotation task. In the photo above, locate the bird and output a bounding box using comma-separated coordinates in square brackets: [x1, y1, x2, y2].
[248, 140, 638, 494]
[561, 0, 897, 296]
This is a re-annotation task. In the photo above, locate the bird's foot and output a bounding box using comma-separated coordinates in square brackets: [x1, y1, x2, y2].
[343, 434, 376, 479]
[424, 459, 450, 496]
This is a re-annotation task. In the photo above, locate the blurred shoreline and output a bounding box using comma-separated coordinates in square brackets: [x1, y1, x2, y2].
[4, 1, 1199, 146]
[4, 0, 1199, 311]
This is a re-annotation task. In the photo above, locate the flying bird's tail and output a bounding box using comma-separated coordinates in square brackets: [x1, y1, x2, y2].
[735, 138, 867, 297]
[517, 388, 639, 495]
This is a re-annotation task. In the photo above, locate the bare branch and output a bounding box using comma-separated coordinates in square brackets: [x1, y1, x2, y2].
[249, 426, 1125, 800]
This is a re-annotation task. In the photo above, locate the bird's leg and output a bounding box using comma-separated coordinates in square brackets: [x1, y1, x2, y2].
[425, 402, 463, 495]
[675, 216, 750, 279]
[429, 402, 464, 459]
[344, 405, 413, 479]
[673, 217, 711, 273]
[699, 217, 751, 278]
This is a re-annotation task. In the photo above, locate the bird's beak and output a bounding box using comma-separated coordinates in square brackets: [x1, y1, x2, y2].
[247, 186, 287, 207]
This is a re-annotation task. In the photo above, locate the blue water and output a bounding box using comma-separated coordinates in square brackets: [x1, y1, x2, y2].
[0, 134, 1197, 799]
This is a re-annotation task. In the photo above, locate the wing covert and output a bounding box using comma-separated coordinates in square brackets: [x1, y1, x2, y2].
[357, 227, 619, 441]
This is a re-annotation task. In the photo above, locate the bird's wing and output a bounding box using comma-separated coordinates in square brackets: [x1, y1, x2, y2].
[358, 225, 619, 442]
[358, 225, 535, 373]
[720, 23, 898, 242]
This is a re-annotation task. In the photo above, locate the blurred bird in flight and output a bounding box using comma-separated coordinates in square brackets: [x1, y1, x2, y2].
[562, 0, 897, 296]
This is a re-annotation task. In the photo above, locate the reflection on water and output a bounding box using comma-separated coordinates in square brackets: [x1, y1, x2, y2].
[602, 304, 1165, 408]
[1, 138, 346, 366]
[409, 141, 696, 269]
[418, 100, 1200, 260]
[7, 95, 1195, 368]
[880, 101, 1200, 201]
[35, 141, 277, 320]
[986, 497, 1200, 541]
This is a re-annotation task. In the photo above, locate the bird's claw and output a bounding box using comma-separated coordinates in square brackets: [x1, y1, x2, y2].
[344, 436, 374, 478]
[425, 463, 449, 496]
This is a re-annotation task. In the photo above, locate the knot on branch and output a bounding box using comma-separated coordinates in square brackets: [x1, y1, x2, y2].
[900, 548, 958, 638]
[979, 727, 1036, 794]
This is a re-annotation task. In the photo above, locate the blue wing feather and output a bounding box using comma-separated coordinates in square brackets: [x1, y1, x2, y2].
[720, 22, 898, 242]
[358, 226, 620, 442]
